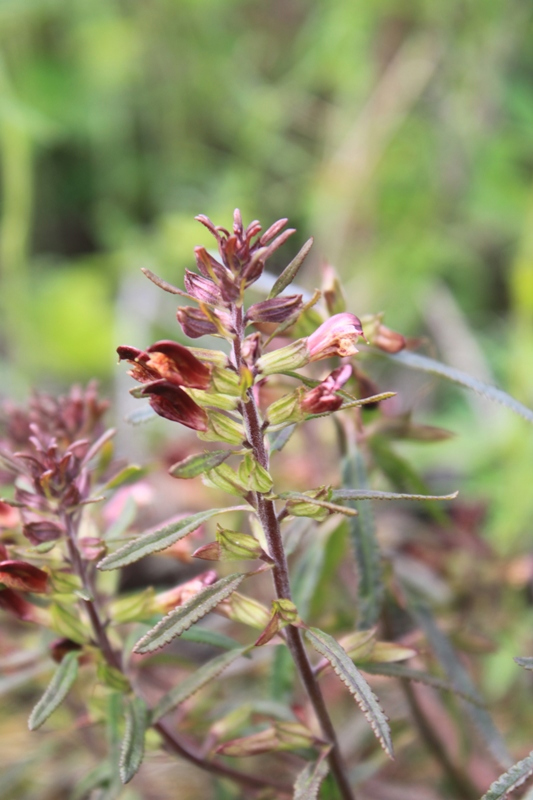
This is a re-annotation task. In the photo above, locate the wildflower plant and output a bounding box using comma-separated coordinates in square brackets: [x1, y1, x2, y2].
[2, 211, 533, 799]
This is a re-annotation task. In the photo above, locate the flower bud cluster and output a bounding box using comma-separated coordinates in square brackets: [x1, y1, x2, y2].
[0, 384, 110, 544]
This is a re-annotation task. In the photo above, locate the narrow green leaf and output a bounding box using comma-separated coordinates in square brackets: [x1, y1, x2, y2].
[306, 627, 393, 758]
[514, 657, 533, 671]
[280, 491, 358, 517]
[369, 436, 447, 523]
[28, 652, 79, 730]
[50, 602, 89, 644]
[378, 349, 533, 425]
[481, 752, 533, 800]
[125, 404, 157, 425]
[269, 424, 297, 453]
[360, 662, 481, 705]
[342, 446, 383, 630]
[179, 628, 243, 651]
[169, 450, 231, 479]
[293, 757, 329, 800]
[120, 697, 148, 784]
[331, 489, 458, 502]
[409, 595, 511, 767]
[152, 647, 248, 722]
[103, 465, 145, 491]
[133, 573, 246, 654]
[71, 763, 113, 800]
[269, 237, 314, 299]
[98, 506, 248, 570]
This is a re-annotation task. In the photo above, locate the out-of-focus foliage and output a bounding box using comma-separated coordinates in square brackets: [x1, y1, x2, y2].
[1, 1, 533, 798]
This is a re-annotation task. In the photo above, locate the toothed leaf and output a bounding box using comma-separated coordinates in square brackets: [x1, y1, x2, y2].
[305, 627, 393, 758]
[28, 652, 79, 730]
[120, 697, 148, 784]
[133, 573, 245, 654]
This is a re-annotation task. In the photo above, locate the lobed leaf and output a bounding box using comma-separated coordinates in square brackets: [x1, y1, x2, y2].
[169, 449, 232, 479]
[293, 757, 329, 800]
[481, 752, 533, 800]
[306, 627, 393, 758]
[268, 237, 314, 299]
[28, 652, 79, 730]
[120, 697, 149, 784]
[97, 507, 248, 570]
[152, 647, 248, 722]
[379, 349, 533, 425]
[133, 573, 246, 654]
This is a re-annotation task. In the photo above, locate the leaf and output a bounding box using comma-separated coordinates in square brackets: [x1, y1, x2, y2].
[305, 627, 393, 758]
[152, 647, 248, 722]
[331, 489, 459, 502]
[98, 506, 248, 570]
[360, 662, 481, 704]
[480, 752, 533, 800]
[342, 446, 383, 630]
[369, 436, 447, 523]
[179, 628, 243, 651]
[133, 573, 246, 654]
[409, 595, 511, 767]
[378, 350, 533, 425]
[50, 602, 89, 644]
[71, 762, 113, 800]
[293, 757, 329, 800]
[514, 657, 533, 671]
[28, 652, 79, 730]
[120, 697, 148, 784]
[280, 491, 358, 518]
[269, 423, 297, 453]
[268, 237, 314, 299]
[103, 465, 145, 491]
[125, 405, 157, 425]
[169, 450, 231, 479]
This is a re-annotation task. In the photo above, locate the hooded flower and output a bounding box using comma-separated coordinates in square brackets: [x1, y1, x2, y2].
[117, 340, 211, 390]
[117, 340, 211, 431]
[306, 313, 365, 362]
[300, 365, 353, 415]
[0, 544, 48, 622]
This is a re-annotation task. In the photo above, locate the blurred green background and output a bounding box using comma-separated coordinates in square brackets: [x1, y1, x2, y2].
[1, 0, 533, 684]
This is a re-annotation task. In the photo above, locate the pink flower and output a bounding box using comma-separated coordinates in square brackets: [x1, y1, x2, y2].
[306, 313, 365, 362]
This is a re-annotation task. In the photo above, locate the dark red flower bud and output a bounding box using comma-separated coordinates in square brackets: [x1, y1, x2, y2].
[23, 520, 64, 544]
[260, 218, 288, 245]
[245, 295, 303, 325]
[140, 381, 209, 431]
[0, 560, 48, 593]
[50, 638, 83, 664]
[300, 365, 353, 415]
[177, 306, 232, 339]
[184, 271, 221, 305]
[0, 588, 36, 621]
[373, 324, 406, 354]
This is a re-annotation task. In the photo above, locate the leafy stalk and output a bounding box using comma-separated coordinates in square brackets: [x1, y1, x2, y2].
[232, 303, 356, 800]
